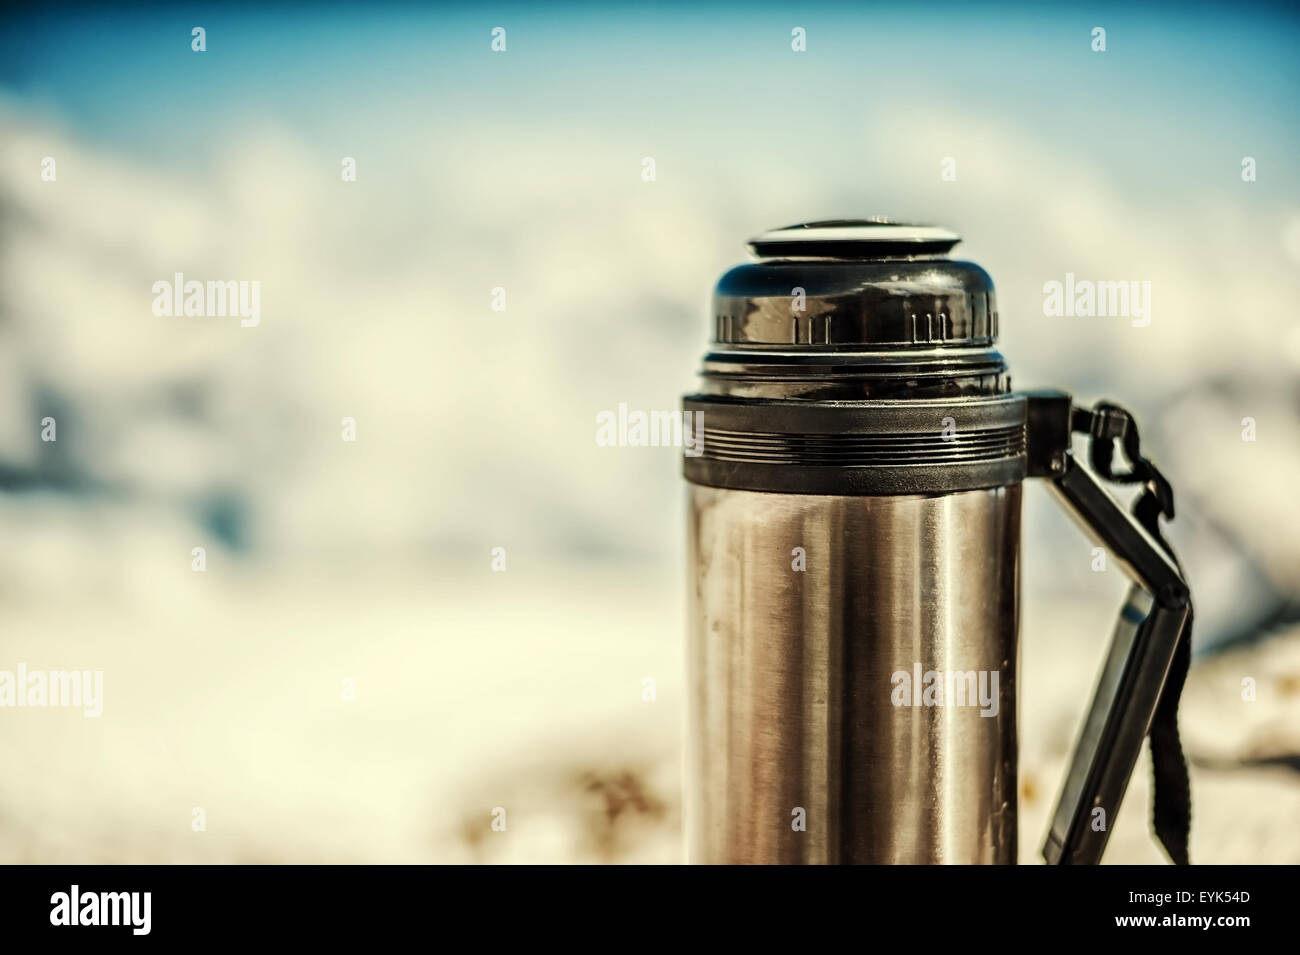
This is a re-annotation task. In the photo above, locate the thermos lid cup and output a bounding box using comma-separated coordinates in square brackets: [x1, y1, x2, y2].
[716, 220, 997, 349]
[685, 219, 1022, 494]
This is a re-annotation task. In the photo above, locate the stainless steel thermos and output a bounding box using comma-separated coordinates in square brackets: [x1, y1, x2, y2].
[683, 221, 1193, 865]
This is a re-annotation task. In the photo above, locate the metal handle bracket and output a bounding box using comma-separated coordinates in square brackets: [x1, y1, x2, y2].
[1025, 391, 1193, 865]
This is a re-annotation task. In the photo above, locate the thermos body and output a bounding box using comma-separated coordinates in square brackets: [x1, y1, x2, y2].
[686, 484, 1020, 863]
[681, 222, 1194, 866]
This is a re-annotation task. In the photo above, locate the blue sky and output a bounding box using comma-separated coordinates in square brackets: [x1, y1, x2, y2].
[3, 2, 1298, 207]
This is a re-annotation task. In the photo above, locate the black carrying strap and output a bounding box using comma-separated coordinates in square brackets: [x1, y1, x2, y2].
[1080, 402, 1192, 865]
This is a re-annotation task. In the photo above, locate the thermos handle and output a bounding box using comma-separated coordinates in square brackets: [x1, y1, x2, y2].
[1024, 392, 1193, 865]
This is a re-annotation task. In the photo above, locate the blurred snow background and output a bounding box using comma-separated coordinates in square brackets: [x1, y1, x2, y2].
[0, 2, 1297, 863]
